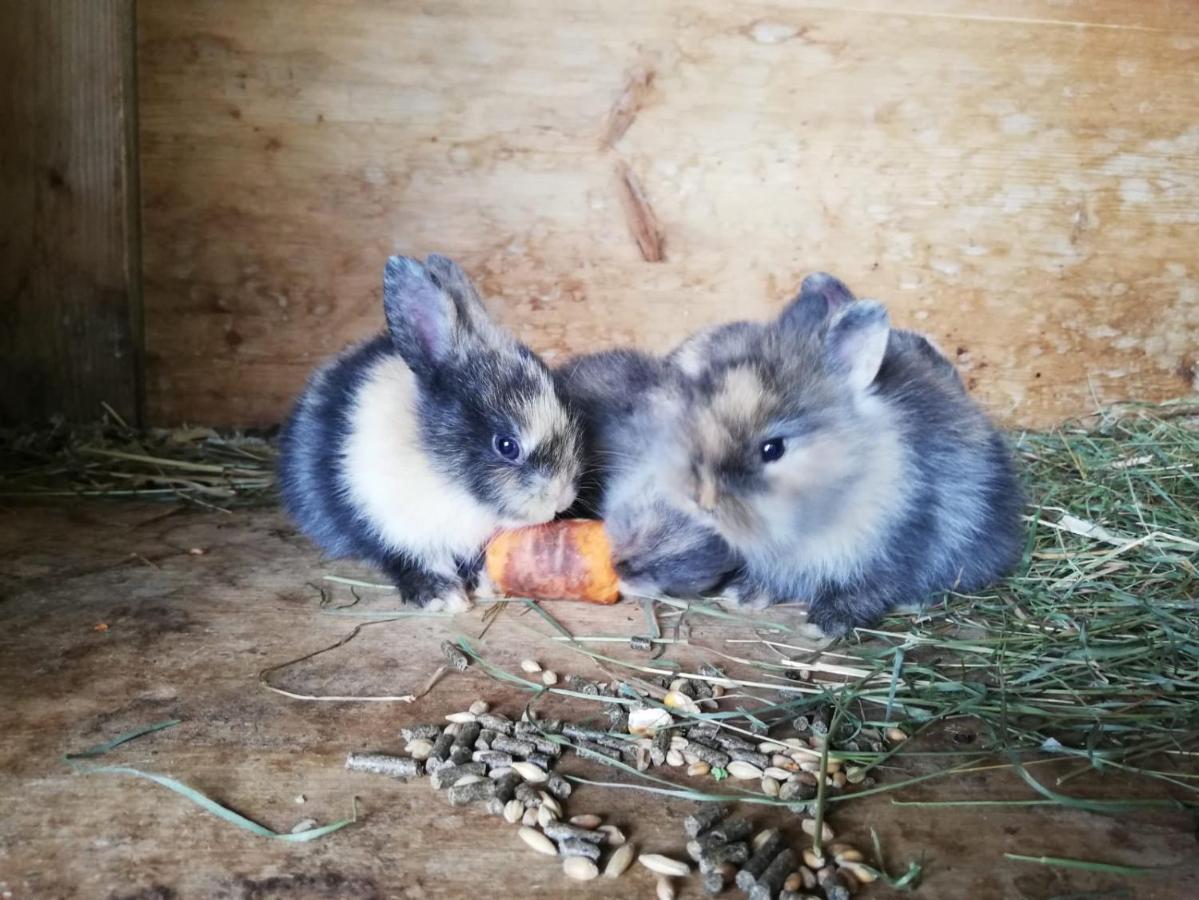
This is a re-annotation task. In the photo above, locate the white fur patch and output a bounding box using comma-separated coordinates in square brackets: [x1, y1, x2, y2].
[341, 355, 499, 576]
[508, 376, 579, 522]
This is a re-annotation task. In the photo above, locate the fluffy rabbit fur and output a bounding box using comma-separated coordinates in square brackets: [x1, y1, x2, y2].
[659, 272, 1024, 635]
[279, 255, 581, 610]
[555, 349, 742, 597]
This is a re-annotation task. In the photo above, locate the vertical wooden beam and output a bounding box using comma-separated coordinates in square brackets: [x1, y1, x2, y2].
[0, 0, 141, 425]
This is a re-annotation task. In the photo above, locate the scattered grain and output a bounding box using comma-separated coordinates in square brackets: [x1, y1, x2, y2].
[518, 826, 557, 856]
[563, 857, 599, 881]
[604, 842, 636, 877]
[639, 854, 691, 877]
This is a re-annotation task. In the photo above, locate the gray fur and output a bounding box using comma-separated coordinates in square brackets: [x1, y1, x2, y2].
[278, 255, 581, 609]
[555, 349, 742, 597]
[662, 272, 1024, 635]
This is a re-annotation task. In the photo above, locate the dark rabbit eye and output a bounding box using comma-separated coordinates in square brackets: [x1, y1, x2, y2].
[760, 438, 786, 463]
[492, 434, 521, 461]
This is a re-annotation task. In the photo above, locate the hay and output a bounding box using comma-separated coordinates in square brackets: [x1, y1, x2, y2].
[0, 416, 276, 509]
[7, 402, 1198, 806]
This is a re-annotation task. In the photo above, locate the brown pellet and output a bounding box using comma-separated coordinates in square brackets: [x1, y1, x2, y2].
[447, 778, 496, 806]
[491, 734, 536, 756]
[697, 841, 749, 872]
[526, 751, 554, 771]
[711, 733, 757, 753]
[426, 728, 456, 769]
[748, 848, 797, 900]
[344, 753, 421, 779]
[450, 721, 481, 764]
[683, 803, 733, 837]
[651, 728, 671, 765]
[429, 761, 485, 790]
[493, 770, 522, 803]
[400, 724, 441, 742]
[477, 713, 514, 735]
[687, 740, 731, 768]
[728, 748, 772, 769]
[474, 750, 514, 769]
[687, 819, 752, 860]
[736, 829, 783, 890]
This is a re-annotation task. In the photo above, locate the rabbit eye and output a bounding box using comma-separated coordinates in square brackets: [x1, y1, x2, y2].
[492, 434, 522, 462]
[760, 438, 786, 463]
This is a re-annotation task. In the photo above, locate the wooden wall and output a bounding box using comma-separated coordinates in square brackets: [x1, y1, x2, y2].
[137, 0, 1199, 428]
[0, 0, 141, 425]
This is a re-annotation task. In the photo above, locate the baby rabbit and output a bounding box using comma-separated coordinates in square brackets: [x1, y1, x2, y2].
[663, 272, 1024, 635]
[555, 349, 742, 597]
[279, 255, 582, 610]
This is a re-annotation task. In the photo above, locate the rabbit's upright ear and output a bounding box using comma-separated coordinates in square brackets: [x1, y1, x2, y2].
[382, 256, 463, 376]
[779, 272, 856, 336]
[824, 301, 890, 392]
[425, 254, 492, 332]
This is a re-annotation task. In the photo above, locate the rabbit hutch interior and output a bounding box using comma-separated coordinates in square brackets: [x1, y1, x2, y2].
[2, 2, 1198, 899]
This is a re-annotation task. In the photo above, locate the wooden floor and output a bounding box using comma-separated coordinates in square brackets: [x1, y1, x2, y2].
[0, 502, 1195, 899]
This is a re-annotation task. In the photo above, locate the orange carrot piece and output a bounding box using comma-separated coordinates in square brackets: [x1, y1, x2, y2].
[484, 519, 621, 604]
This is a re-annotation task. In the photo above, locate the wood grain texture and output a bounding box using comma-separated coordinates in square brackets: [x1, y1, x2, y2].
[0, 0, 141, 424]
[1, 503, 1195, 899]
[137, 0, 1199, 428]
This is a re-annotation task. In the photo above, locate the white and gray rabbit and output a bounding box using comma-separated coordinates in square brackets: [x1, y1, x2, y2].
[660, 272, 1024, 635]
[555, 349, 742, 597]
[278, 255, 582, 610]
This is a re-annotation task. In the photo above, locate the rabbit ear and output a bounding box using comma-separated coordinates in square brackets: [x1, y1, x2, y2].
[425, 254, 491, 332]
[780, 272, 856, 334]
[825, 301, 890, 392]
[382, 256, 463, 374]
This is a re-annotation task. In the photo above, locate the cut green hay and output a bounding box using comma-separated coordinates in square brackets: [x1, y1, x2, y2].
[8, 403, 1199, 814]
[831, 406, 1199, 759]
[0, 416, 276, 508]
[442, 404, 1199, 815]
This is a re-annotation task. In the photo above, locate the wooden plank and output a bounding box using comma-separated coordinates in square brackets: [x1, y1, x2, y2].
[137, 0, 1199, 428]
[0, 502, 1195, 899]
[0, 0, 142, 425]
